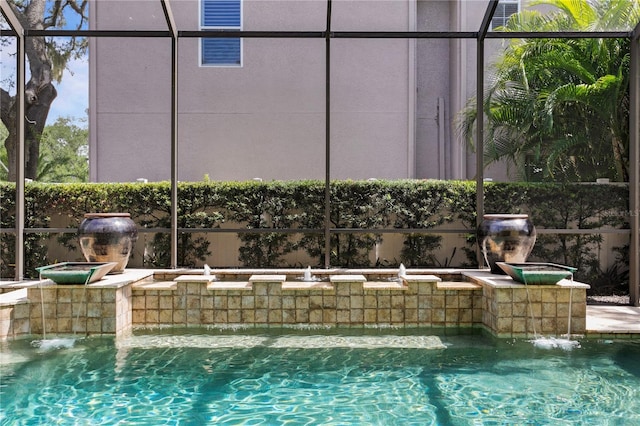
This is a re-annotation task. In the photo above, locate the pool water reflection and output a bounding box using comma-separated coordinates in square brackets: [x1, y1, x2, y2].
[2, 329, 640, 425]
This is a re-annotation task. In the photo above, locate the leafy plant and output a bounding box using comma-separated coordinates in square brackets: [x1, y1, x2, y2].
[525, 183, 628, 282]
[0, 180, 631, 294]
[388, 180, 454, 267]
[221, 181, 301, 267]
[457, 0, 639, 182]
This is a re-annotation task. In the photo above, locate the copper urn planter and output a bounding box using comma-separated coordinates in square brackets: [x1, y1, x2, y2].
[78, 213, 138, 274]
[478, 214, 537, 274]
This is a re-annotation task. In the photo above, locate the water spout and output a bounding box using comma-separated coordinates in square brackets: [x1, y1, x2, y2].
[38, 280, 47, 341]
[532, 336, 580, 350]
[566, 273, 574, 338]
[33, 270, 88, 348]
[304, 266, 313, 282]
[398, 263, 406, 279]
[525, 270, 579, 350]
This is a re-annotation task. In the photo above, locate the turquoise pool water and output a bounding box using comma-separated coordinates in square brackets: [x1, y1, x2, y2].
[2, 329, 640, 425]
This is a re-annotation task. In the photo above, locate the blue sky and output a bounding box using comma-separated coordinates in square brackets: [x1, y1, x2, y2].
[48, 0, 89, 126]
[0, 43, 88, 128]
[0, 1, 89, 128]
[49, 56, 89, 126]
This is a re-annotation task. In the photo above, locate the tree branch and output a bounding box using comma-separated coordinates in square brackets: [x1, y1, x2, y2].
[0, 88, 15, 129]
[65, 0, 89, 26]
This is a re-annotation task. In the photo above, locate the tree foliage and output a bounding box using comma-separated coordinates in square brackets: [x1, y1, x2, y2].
[0, 116, 88, 182]
[0, 0, 87, 181]
[0, 180, 629, 292]
[457, 0, 639, 182]
[35, 116, 88, 182]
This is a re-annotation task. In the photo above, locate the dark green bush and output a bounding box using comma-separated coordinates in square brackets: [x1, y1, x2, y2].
[0, 181, 630, 291]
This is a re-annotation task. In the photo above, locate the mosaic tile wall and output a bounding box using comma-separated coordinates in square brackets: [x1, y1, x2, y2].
[482, 285, 587, 337]
[131, 280, 485, 329]
[0, 271, 589, 340]
[24, 285, 132, 336]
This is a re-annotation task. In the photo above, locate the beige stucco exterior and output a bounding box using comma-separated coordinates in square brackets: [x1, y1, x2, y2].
[89, 0, 508, 182]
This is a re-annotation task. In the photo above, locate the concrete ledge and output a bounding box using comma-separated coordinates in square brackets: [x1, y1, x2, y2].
[207, 282, 252, 290]
[282, 281, 334, 290]
[437, 281, 482, 291]
[463, 270, 589, 289]
[0, 288, 28, 306]
[86, 269, 154, 288]
[132, 281, 177, 291]
[401, 274, 441, 283]
[174, 275, 218, 283]
[0, 280, 52, 293]
[330, 274, 367, 283]
[586, 305, 640, 334]
[249, 275, 287, 283]
[363, 281, 407, 290]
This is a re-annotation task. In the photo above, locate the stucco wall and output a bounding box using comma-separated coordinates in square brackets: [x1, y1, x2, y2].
[89, 0, 522, 183]
[91, 0, 420, 182]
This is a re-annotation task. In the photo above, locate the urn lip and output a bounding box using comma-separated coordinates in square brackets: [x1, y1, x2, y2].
[483, 213, 529, 220]
[84, 213, 131, 219]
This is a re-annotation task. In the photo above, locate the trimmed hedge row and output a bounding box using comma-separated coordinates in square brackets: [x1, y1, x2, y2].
[0, 180, 630, 291]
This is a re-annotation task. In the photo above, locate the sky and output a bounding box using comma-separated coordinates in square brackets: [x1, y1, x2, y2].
[0, 45, 88, 128]
[1, 1, 89, 128]
[49, 57, 89, 126]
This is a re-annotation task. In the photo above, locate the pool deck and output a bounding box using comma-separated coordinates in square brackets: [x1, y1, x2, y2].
[587, 305, 640, 337]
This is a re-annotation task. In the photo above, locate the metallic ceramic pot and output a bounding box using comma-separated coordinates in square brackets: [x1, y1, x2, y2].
[78, 213, 138, 274]
[478, 214, 536, 274]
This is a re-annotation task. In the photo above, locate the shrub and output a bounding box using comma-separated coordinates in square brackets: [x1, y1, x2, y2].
[0, 180, 630, 291]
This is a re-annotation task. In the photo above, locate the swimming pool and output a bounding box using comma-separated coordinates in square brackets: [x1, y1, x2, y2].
[2, 329, 640, 425]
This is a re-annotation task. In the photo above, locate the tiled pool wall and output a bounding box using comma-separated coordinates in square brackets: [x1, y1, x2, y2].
[0, 269, 589, 340]
[0, 283, 133, 339]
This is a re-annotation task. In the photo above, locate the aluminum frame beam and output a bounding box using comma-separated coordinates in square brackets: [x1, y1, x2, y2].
[1, 0, 25, 281]
[324, 0, 332, 268]
[630, 21, 640, 305]
[160, 0, 179, 269]
[1, 0, 638, 281]
[474, 0, 499, 266]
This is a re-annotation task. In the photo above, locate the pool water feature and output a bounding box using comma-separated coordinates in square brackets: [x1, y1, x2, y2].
[522, 269, 581, 350]
[2, 329, 640, 425]
[292, 266, 329, 283]
[33, 268, 94, 349]
[1, 267, 590, 341]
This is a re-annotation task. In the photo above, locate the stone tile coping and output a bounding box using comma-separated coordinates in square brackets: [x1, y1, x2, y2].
[1, 269, 155, 291]
[0, 288, 28, 306]
[132, 281, 177, 291]
[0, 279, 55, 291]
[8, 268, 588, 295]
[330, 274, 367, 283]
[207, 282, 252, 290]
[249, 275, 287, 283]
[174, 275, 218, 283]
[363, 281, 407, 290]
[436, 281, 482, 291]
[188, 268, 458, 275]
[401, 274, 442, 283]
[83, 269, 154, 288]
[556, 280, 590, 289]
[149, 268, 192, 280]
[281, 281, 334, 290]
[463, 270, 590, 289]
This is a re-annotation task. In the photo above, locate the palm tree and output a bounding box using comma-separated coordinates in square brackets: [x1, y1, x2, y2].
[458, 0, 639, 182]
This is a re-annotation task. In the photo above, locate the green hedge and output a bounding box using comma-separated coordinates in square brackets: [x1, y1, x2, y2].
[0, 180, 630, 292]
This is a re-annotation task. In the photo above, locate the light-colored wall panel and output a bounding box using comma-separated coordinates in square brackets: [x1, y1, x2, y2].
[93, 1, 416, 182]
